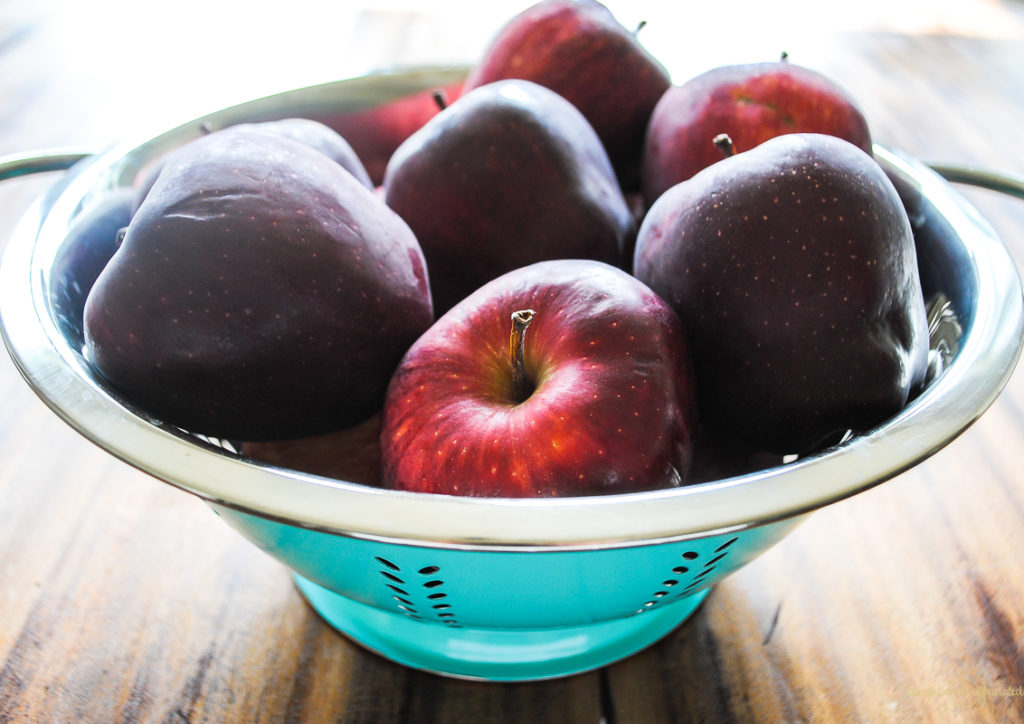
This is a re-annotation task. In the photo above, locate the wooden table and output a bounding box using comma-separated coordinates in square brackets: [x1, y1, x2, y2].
[2, 2, 1024, 721]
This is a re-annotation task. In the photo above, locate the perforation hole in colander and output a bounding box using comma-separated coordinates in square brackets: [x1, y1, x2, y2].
[374, 557, 461, 627]
[635, 536, 739, 615]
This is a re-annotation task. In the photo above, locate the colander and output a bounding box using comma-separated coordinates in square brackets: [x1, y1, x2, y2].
[2, 67, 1023, 682]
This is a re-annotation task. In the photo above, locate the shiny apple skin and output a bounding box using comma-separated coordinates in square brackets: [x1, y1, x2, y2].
[634, 134, 929, 456]
[380, 259, 697, 498]
[232, 118, 374, 190]
[643, 60, 873, 206]
[464, 0, 670, 191]
[131, 118, 376, 212]
[384, 79, 635, 315]
[84, 128, 434, 442]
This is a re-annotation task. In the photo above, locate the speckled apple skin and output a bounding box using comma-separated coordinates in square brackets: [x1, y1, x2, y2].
[464, 0, 671, 190]
[643, 60, 873, 206]
[84, 127, 434, 442]
[132, 118, 375, 212]
[230, 118, 375, 190]
[380, 259, 697, 497]
[634, 133, 928, 456]
[384, 79, 635, 315]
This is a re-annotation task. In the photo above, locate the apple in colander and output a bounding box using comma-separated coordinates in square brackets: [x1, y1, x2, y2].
[634, 133, 929, 458]
[642, 54, 874, 208]
[83, 125, 434, 442]
[379, 259, 698, 497]
[462, 0, 671, 192]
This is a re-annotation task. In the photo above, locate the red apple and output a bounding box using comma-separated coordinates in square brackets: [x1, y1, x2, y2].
[643, 56, 873, 206]
[379, 259, 697, 497]
[324, 81, 465, 186]
[84, 127, 434, 441]
[464, 0, 670, 191]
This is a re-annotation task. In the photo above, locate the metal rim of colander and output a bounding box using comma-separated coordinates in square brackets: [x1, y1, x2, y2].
[2, 67, 1023, 551]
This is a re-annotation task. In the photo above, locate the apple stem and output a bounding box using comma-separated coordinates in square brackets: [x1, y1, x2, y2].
[633, 19, 647, 37]
[510, 309, 536, 402]
[713, 134, 736, 158]
[431, 89, 448, 112]
[780, 50, 789, 62]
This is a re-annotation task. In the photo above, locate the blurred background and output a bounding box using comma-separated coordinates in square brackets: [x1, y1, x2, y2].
[3, 0, 1024, 156]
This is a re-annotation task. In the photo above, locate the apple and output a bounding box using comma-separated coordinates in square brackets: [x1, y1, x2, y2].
[379, 259, 697, 497]
[464, 0, 670, 191]
[132, 117, 374, 211]
[643, 55, 873, 206]
[633, 133, 929, 456]
[231, 117, 374, 189]
[83, 126, 434, 442]
[323, 80, 465, 186]
[383, 79, 635, 315]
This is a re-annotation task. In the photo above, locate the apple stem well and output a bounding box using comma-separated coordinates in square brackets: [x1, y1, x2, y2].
[510, 309, 536, 403]
[713, 133, 736, 158]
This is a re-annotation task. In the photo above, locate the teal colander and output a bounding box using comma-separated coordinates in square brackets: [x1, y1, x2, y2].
[2, 68, 1022, 681]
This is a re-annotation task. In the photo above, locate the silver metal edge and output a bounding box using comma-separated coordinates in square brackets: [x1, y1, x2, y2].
[2, 72, 1022, 550]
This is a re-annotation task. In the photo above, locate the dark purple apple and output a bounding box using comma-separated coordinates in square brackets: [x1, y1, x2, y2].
[84, 126, 433, 441]
[132, 117, 373, 211]
[634, 133, 929, 456]
[384, 79, 634, 314]
[643, 56, 873, 206]
[464, 0, 670, 190]
[380, 259, 697, 497]
[233, 117, 374, 189]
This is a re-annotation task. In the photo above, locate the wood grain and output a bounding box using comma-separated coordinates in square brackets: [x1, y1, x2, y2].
[2, 2, 1024, 722]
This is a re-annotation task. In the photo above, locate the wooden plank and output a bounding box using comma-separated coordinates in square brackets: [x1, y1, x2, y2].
[2, 5, 1024, 723]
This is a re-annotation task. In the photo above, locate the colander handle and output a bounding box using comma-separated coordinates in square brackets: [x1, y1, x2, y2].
[0, 149, 94, 182]
[928, 163, 1024, 200]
